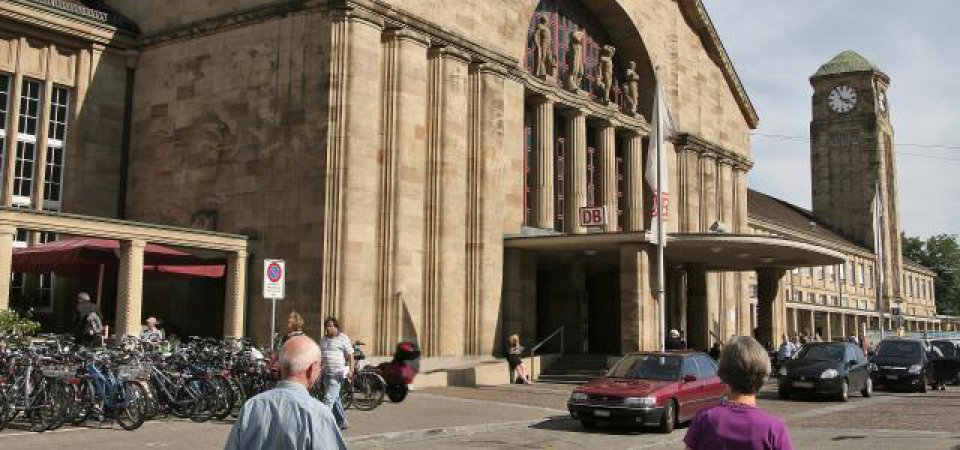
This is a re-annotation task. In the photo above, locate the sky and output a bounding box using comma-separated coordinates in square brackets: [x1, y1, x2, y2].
[700, 0, 960, 238]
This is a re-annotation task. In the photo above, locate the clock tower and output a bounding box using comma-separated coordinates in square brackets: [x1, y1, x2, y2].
[809, 50, 904, 309]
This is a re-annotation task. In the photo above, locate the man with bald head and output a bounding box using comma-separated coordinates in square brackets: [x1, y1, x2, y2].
[225, 335, 345, 450]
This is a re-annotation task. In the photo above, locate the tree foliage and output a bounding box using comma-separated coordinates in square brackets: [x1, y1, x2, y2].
[0, 309, 41, 336]
[903, 233, 960, 315]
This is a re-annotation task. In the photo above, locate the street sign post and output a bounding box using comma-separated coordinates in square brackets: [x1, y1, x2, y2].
[263, 259, 285, 349]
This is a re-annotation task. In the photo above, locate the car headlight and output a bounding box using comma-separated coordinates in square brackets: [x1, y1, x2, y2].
[778, 366, 788, 376]
[623, 396, 657, 407]
[570, 392, 588, 403]
[820, 369, 839, 379]
[908, 364, 922, 374]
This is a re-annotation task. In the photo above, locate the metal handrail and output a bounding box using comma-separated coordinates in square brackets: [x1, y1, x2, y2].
[530, 325, 564, 356]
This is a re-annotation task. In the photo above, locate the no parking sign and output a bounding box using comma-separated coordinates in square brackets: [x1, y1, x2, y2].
[263, 259, 285, 300]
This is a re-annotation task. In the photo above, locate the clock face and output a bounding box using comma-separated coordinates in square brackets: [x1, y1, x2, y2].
[828, 85, 857, 113]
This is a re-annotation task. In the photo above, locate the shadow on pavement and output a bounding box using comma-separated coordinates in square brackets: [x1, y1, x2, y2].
[529, 415, 687, 436]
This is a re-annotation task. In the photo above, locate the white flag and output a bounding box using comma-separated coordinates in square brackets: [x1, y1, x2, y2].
[645, 76, 675, 244]
[871, 184, 884, 289]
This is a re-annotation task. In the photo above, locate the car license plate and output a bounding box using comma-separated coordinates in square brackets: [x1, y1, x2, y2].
[593, 410, 611, 418]
[793, 381, 814, 388]
[886, 374, 899, 380]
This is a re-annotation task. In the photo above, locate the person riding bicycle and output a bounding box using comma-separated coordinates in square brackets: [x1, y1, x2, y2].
[140, 316, 165, 349]
[320, 317, 353, 430]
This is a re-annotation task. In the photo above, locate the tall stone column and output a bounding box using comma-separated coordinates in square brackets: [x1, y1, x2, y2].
[756, 268, 786, 348]
[564, 110, 587, 234]
[322, 7, 384, 349]
[380, 26, 430, 352]
[533, 97, 555, 229]
[424, 45, 470, 356]
[597, 123, 618, 232]
[620, 244, 656, 352]
[681, 148, 701, 232]
[0, 225, 16, 310]
[686, 264, 709, 350]
[824, 310, 832, 341]
[116, 239, 145, 337]
[624, 132, 644, 232]
[839, 313, 846, 340]
[465, 62, 509, 355]
[223, 251, 247, 338]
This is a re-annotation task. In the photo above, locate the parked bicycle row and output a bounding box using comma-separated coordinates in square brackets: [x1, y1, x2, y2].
[0, 332, 420, 433]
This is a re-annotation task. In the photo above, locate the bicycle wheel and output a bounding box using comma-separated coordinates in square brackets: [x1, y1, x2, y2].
[186, 378, 215, 423]
[209, 376, 235, 420]
[339, 379, 353, 410]
[115, 381, 146, 430]
[351, 372, 385, 411]
[27, 382, 63, 432]
[0, 388, 11, 431]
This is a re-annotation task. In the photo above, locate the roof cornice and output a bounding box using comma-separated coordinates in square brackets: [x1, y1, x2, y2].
[677, 0, 759, 129]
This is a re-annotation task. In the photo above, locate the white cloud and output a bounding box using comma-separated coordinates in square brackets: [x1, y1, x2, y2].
[702, 0, 960, 238]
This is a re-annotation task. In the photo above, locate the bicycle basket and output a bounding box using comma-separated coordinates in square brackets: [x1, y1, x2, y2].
[40, 364, 74, 379]
[117, 364, 151, 380]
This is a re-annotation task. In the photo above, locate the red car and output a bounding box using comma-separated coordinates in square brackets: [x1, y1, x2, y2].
[567, 351, 726, 433]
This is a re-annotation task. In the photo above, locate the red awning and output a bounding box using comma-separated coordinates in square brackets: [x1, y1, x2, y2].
[12, 237, 224, 279]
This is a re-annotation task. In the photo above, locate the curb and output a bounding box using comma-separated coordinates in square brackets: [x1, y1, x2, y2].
[346, 418, 550, 445]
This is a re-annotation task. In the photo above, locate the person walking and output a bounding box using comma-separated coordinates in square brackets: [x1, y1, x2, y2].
[282, 312, 306, 345]
[666, 329, 686, 350]
[776, 335, 796, 363]
[320, 317, 353, 430]
[507, 334, 531, 384]
[73, 292, 102, 347]
[684, 336, 793, 450]
[708, 341, 722, 360]
[140, 316, 164, 348]
[225, 335, 345, 450]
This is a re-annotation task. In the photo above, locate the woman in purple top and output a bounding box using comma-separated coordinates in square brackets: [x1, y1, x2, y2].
[684, 336, 793, 450]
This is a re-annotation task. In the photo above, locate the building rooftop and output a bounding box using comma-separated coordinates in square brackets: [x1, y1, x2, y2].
[17, 0, 138, 33]
[748, 189, 934, 274]
[812, 50, 884, 78]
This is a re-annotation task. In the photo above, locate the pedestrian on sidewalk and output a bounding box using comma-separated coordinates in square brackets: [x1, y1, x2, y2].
[684, 336, 793, 450]
[666, 329, 686, 350]
[508, 334, 531, 384]
[282, 311, 306, 345]
[320, 317, 353, 430]
[225, 335, 345, 450]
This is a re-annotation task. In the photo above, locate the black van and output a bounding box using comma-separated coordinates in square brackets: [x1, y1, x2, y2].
[870, 338, 932, 392]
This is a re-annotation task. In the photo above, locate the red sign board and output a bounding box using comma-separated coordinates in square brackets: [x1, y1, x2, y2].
[579, 206, 606, 227]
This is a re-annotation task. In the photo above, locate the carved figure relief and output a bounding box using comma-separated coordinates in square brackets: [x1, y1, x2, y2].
[566, 26, 584, 90]
[597, 45, 615, 103]
[623, 61, 640, 115]
[533, 16, 556, 78]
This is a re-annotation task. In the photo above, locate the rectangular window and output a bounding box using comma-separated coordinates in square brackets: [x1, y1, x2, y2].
[849, 261, 856, 286]
[749, 284, 757, 299]
[13, 79, 42, 206]
[857, 263, 865, 287]
[908, 275, 914, 297]
[33, 231, 56, 311]
[866, 265, 873, 289]
[826, 265, 835, 283]
[793, 290, 802, 302]
[808, 293, 816, 304]
[838, 263, 845, 282]
[816, 266, 824, 280]
[819, 294, 827, 305]
[43, 86, 68, 210]
[0, 74, 10, 187]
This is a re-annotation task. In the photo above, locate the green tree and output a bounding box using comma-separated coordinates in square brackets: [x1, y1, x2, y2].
[902, 233, 960, 315]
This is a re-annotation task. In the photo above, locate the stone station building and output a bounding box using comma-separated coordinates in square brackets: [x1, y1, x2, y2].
[0, 0, 951, 356]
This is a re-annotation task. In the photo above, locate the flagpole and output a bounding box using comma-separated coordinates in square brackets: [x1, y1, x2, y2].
[655, 70, 666, 353]
[874, 183, 885, 341]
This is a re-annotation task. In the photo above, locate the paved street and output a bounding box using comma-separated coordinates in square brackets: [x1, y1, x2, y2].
[2, 382, 959, 449]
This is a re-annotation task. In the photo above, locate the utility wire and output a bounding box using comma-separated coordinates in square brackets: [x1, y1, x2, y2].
[752, 133, 960, 162]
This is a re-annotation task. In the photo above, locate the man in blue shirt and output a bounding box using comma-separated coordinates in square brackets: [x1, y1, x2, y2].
[776, 334, 797, 362]
[225, 335, 346, 450]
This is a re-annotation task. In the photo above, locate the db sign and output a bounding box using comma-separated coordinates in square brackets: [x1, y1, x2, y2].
[263, 259, 285, 300]
[579, 206, 606, 227]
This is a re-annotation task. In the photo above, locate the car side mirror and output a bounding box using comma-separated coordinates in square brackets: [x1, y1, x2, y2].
[683, 374, 697, 383]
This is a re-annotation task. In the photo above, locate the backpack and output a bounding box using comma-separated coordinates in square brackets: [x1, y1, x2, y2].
[85, 311, 104, 336]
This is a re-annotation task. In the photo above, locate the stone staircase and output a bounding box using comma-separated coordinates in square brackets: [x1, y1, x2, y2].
[536, 354, 611, 385]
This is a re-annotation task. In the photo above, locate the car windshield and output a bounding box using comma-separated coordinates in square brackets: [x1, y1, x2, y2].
[796, 344, 845, 361]
[606, 355, 681, 381]
[931, 341, 958, 358]
[875, 341, 921, 358]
